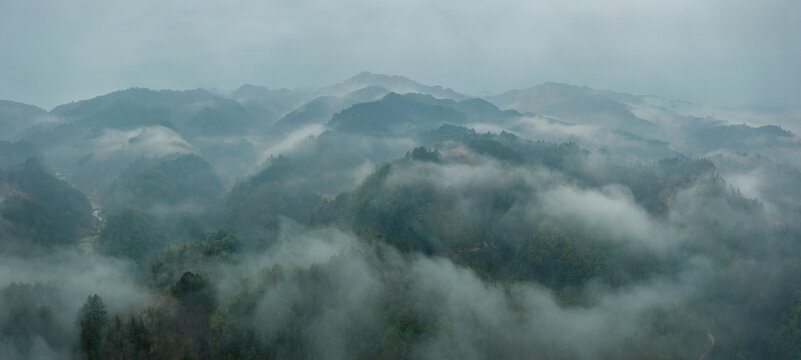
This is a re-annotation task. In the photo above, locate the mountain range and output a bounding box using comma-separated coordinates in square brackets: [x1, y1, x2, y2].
[2, 73, 797, 197]
[2, 72, 801, 359]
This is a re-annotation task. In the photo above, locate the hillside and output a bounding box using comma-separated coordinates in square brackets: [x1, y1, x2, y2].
[1, 74, 801, 359]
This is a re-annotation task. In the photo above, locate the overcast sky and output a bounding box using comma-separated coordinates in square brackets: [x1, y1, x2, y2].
[1, 0, 799, 109]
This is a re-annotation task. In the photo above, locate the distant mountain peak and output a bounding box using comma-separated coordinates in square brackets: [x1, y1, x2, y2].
[0, 99, 47, 112]
[537, 81, 581, 89]
[332, 72, 466, 101]
[347, 71, 412, 84]
[234, 84, 294, 94]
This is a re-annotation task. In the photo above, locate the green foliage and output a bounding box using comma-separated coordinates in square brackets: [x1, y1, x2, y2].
[98, 208, 161, 262]
[420, 123, 476, 144]
[771, 292, 801, 359]
[330, 92, 520, 137]
[7, 79, 801, 360]
[203, 257, 436, 360]
[463, 131, 586, 167]
[311, 141, 716, 290]
[377, 309, 429, 360]
[0, 158, 94, 247]
[505, 234, 606, 287]
[49, 87, 250, 136]
[171, 272, 217, 313]
[313, 158, 619, 287]
[105, 154, 223, 211]
[200, 230, 239, 257]
[79, 294, 108, 360]
[143, 230, 240, 288]
[464, 138, 524, 163]
[100, 315, 151, 360]
[409, 147, 440, 162]
[330, 92, 467, 136]
[101, 270, 221, 359]
[0, 283, 68, 355]
[0, 140, 39, 168]
[224, 156, 322, 245]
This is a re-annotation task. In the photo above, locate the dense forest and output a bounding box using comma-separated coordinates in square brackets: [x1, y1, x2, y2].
[2, 73, 801, 359]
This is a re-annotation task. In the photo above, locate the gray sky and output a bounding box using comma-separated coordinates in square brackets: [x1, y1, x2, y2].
[1, 0, 800, 109]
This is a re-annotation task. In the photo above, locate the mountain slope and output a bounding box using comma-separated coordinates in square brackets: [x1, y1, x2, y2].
[322, 71, 466, 100]
[0, 100, 54, 142]
[488, 82, 658, 137]
[330, 92, 519, 136]
[0, 159, 94, 250]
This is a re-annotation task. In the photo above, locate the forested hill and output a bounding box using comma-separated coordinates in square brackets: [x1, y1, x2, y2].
[0, 158, 95, 253]
[2, 75, 801, 359]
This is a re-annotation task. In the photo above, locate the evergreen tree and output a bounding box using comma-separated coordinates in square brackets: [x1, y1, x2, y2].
[78, 294, 108, 360]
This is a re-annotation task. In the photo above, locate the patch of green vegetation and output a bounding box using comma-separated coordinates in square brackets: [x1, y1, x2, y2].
[78, 235, 98, 254]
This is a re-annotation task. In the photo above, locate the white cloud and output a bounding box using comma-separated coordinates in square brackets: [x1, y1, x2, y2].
[539, 184, 668, 250]
[91, 125, 195, 159]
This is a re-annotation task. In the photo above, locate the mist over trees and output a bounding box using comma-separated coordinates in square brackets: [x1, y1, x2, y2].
[2, 72, 801, 359]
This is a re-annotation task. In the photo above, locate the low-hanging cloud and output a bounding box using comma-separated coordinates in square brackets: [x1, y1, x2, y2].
[91, 125, 196, 160]
[211, 223, 716, 360]
[538, 184, 668, 251]
[0, 250, 148, 359]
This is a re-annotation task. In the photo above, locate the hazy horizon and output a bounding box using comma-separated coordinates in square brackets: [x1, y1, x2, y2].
[2, 0, 800, 110]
